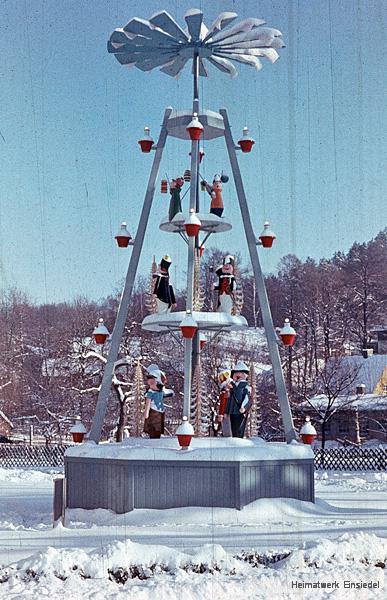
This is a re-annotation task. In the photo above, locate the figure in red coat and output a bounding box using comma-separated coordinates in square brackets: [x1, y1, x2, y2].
[201, 173, 228, 217]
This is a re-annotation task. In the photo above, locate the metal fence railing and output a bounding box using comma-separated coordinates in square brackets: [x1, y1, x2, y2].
[0, 444, 67, 468]
[313, 447, 386, 471]
[0, 443, 385, 471]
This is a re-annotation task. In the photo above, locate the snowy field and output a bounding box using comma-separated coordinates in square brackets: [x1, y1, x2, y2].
[0, 467, 386, 599]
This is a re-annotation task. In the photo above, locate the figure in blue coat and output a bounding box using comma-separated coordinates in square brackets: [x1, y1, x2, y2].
[224, 361, 252, 438]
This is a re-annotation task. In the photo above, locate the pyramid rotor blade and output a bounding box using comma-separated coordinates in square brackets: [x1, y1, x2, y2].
[207, 55, 237, 78]
[150, 10, 189, 42]
[160, 55, 190, 77]
[202, 11, 238, 42]
[185, 8, 204, 42]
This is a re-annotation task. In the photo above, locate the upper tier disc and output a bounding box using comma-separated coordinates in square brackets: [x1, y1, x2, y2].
[167, 109, 224, 140]
[141, 311, 248, 333]
[159, 212, 232, 234]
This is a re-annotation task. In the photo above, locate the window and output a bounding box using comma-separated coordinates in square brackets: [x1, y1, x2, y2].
[338, 420, 350, 435]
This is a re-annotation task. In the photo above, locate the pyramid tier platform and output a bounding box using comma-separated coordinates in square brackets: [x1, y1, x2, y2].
[159, 212, 232, 234]
[167, 109, 224, 140]
[141, 311, 248, 333]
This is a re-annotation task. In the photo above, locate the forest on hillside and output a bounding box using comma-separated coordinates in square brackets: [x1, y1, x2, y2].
[0, 228, 385, 442]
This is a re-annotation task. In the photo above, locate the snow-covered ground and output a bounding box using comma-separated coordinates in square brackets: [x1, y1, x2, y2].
[0, 467, 386, 599]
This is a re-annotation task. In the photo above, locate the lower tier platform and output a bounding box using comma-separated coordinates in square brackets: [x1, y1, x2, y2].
[64, 438, 315, 513]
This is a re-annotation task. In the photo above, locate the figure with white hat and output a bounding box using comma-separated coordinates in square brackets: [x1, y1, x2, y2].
[153, 255, 177, 314]
[143, 364, 174, 439]
[214, 255, 236, 314]
[224, 361, 252, 438]
[201, 173, 228, 217]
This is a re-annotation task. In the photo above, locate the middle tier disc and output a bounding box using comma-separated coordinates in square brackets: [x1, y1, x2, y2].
[159, 212, 232, 234]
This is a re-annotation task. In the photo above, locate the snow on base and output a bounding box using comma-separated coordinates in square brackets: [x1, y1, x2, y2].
[65, 436, 314, 462]
[65, 496, 336, 530]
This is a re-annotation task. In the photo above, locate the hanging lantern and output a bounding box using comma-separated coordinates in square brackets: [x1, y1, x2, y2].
[189, 148, 205, 162]
[138, 127, 154, 153]
[115, 222, 132, 248]
[186, 113, 203, 141]
[161, 179, 168, 194]
[199, 244, 205, 258]
[238, 127, 255, 153]
[93, 318, 110, 345]
[259, 221, 276, 248]
[176, 416, 194, 449]
[184, 209, 201, 237]
[279, 319, 297, 346]
[69, 417, 87, 444]
[180, 310, 198, 339]
[184, 169, 191, 182]
[299, 416, 317, 445]
[199, 332, 206, 350]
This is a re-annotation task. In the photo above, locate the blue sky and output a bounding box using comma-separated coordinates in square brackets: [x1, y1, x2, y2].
[0, 0, 386, 304]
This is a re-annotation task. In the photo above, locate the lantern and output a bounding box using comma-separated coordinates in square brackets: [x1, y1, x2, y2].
[180, 311, 198, 339]
[184, 169, 191, 182]
[161, 179, 168, 193]
[93, 318, 110, 345]
[69, 417, 87, 443]
[189, 148, 205, 162]
[299, 416, 317, 444]
[184, 209, 201, 237]
[138, 127, 154, 153]
[237, 127, 255, 153]
[279, 319, 297, 346]
[115, 222, 132, 248]
[259, 222, 276, 248]
[186, 113, 203, 141]
[176, 416, 194, 449]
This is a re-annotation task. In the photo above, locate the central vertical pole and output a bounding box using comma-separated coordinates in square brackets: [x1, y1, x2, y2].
[183, 52, 200, 420]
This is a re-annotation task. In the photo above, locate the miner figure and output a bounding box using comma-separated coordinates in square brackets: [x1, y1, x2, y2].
[153, 255, 176, 314]
[214, 254, 236, 314]
[224, 361, 252, 438]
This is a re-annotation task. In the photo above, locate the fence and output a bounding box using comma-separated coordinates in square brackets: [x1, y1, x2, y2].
[314, 447, 386, 470]
[0, 443, 385, 470]
[0, 444, 67, 468]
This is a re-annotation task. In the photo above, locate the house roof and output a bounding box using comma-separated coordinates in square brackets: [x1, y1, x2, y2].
[304, 393, 387, 412]
[0, 410, 13, 428]
[330, 354, 387, 394]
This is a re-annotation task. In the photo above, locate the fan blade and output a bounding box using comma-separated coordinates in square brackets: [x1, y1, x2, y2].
[215, 51, 263, 70]
[207, 55, 237, 78]
[160, 55, 190, 77]
[210, 18, 266, 44]
[184, 8, 204, 42]
[202, 12, 238, 42]
[149, 10, 189, 42]
[198, 58, 208, 77]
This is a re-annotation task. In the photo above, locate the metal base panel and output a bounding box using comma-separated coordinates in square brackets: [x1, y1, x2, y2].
[64, 439, 315, 513]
